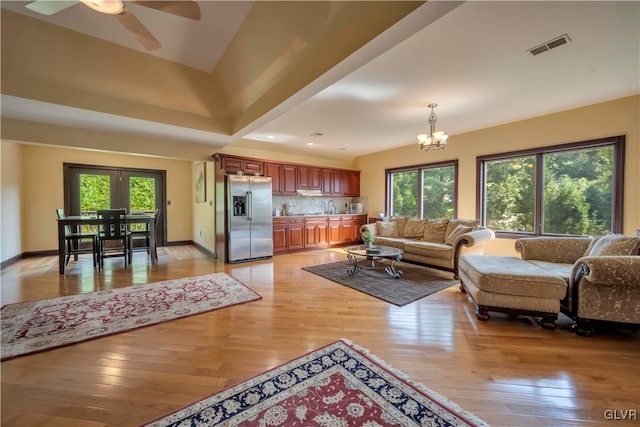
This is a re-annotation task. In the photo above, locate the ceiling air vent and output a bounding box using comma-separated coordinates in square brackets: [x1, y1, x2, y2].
[527, 34, 571, 56]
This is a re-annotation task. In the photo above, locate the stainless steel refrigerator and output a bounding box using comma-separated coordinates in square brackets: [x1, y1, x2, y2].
[227, 174, 273, 263]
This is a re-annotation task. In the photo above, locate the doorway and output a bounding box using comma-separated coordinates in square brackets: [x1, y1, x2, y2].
[63, 163, 166, 246]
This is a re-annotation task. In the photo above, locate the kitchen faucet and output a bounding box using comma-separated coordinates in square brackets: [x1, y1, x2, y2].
[327, 200, 335, 214]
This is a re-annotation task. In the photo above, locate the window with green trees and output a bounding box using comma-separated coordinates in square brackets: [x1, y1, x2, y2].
[387, 161, 457, 219]
[478, 136, 624, 236]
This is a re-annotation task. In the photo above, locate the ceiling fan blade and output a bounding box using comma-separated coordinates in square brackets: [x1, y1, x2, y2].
[25, 1, 79, 15]
[131, 1, 201, 20]
[116, 9, 161, 50]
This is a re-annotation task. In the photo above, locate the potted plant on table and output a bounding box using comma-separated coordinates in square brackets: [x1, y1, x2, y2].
[361, 229, 374, 249]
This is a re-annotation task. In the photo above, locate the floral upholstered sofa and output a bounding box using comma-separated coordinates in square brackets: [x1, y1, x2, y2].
[515, 234, 640, 336]
[360, 217, 494, 279]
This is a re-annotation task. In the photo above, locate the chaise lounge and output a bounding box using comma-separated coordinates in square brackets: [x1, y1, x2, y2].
[459, 234, 640, 335]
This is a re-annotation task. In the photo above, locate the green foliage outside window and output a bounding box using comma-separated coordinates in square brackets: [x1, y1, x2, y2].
[543, 147, 612, 234]
[391, 171, 418, 217]
[485, 157, 535, 232]
[390, 165, 455, 219]
[130, 177, 156, 212]
[422, 167, 455, 219]
[484, 145, 614, 235]
[80, 174, 110, 213]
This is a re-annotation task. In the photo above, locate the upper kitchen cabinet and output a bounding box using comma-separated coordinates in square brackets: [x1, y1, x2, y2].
[321, 169, 360, 196]
[297, 166, 322, 190]
[214, 153, 359, 196]
[219, 155, 264, 175]
[265, 162, 297, 195]
[344, 171, 360, 197]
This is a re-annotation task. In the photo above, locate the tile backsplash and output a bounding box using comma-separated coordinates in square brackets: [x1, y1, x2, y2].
[273, 195, 368, 216]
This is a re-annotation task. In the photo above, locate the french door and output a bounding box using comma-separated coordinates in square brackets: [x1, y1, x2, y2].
[63, 163, 166, 245]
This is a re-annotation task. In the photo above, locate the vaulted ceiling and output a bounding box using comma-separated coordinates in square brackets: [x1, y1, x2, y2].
[1, 1, 638, 161]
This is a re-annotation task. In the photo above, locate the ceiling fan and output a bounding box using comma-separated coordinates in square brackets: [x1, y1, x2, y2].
[24, 0, 201, 50]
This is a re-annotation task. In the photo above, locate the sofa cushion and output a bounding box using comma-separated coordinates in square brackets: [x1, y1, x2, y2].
[402, 218, 427, 238]
[459, 255, 567, 299]
[526, 260, 574, 283]
[372, 237, 406, 249]
[376, 221, 398, 237]
[422, 219, 449, 243]
[390, 217, 407, 236]
[445, 224, 473, 245]
[445, 219, 480, 242]
[404, 241, 452, 260]
[588, 234, 640, 256]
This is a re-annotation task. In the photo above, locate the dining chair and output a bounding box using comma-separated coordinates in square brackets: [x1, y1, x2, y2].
[130, 209, 162, 261]
[56, 208, 99, 269]
[97, 209, 132, 269]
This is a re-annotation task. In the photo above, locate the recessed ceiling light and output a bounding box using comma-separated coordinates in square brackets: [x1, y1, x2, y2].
[266, 135, 275, 140]
[306, 142, 315, 147]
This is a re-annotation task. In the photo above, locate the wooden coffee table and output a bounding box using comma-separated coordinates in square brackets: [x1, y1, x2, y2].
[344, 245, 403, 278]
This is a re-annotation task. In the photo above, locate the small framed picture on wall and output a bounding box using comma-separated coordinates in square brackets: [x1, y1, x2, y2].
[195, 162, 206, 203]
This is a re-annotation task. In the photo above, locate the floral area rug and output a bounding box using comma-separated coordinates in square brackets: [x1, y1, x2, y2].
[1, 273, 261, 360]
[144, 339, 488, 427]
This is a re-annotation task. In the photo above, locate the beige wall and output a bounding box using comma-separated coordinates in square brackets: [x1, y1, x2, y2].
[0, 141, 193, 257]
[354, 95, 640, 256]
[192, 160, 216, 253]
[0, 140, 24, 261]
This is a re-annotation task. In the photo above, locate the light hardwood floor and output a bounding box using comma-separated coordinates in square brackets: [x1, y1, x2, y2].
[1, 245, 639, 426]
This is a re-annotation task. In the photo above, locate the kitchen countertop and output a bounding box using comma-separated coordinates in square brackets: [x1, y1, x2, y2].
[273, 213, 367, 218]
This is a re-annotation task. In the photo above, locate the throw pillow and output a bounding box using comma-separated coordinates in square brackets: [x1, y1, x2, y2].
[402, 218, 427, 238]
[583, 235, 603, 257]
[445, 225, 473, 245]
[444, 219, 480, 242]
[390, 217, 407, 237]
[376, 221, 398, 237]
[588, 234, 640, 256]
[422, 219, 449, 243]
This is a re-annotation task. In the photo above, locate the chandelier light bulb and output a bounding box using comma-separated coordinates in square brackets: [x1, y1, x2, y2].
[417, 103, 448, 151]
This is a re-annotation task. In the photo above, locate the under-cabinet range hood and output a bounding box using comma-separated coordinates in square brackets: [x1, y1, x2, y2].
[296, 189, 323, 196]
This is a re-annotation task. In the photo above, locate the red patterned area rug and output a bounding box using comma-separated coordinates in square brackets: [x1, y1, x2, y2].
[144, 339, 489, 427]
[1, 273, 261, 361]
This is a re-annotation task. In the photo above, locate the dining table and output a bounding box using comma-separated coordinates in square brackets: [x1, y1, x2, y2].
[57, 213, 156, 274]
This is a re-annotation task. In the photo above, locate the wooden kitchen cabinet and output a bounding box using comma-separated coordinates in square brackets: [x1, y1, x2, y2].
[328, 215, 365, 244]
[297, 166, 322, 190]
[320, 169, 360, 196]
[282, 164, 297, 194]
[288, 218, 305, 250]
[272, 218, 289, 253]
[273, 214, 367, 253]
[345, 171, 360, 196]
[264, 162, 282, 194]
[322, 169, 343, 195]
[303, 217, 329, 248]
[265, 162, 297, 195]
[219, 155, 264, 175]
[340, 216, 354, 242]
[328, 216, 342, 245]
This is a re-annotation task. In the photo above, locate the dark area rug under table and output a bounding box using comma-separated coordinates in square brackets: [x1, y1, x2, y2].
[302, 260, 459, 306]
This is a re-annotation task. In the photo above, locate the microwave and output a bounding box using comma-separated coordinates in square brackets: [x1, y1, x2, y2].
[349, 203, 364, 214]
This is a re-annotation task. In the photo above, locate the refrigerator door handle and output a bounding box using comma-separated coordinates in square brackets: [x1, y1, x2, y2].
[247, 190, 252, 221]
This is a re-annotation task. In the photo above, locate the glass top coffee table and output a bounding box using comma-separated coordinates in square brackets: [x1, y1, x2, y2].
[344, 245, 403, 278]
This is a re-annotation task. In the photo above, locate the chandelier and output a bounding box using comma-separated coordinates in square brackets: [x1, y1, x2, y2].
[417, 103, 448, 151]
